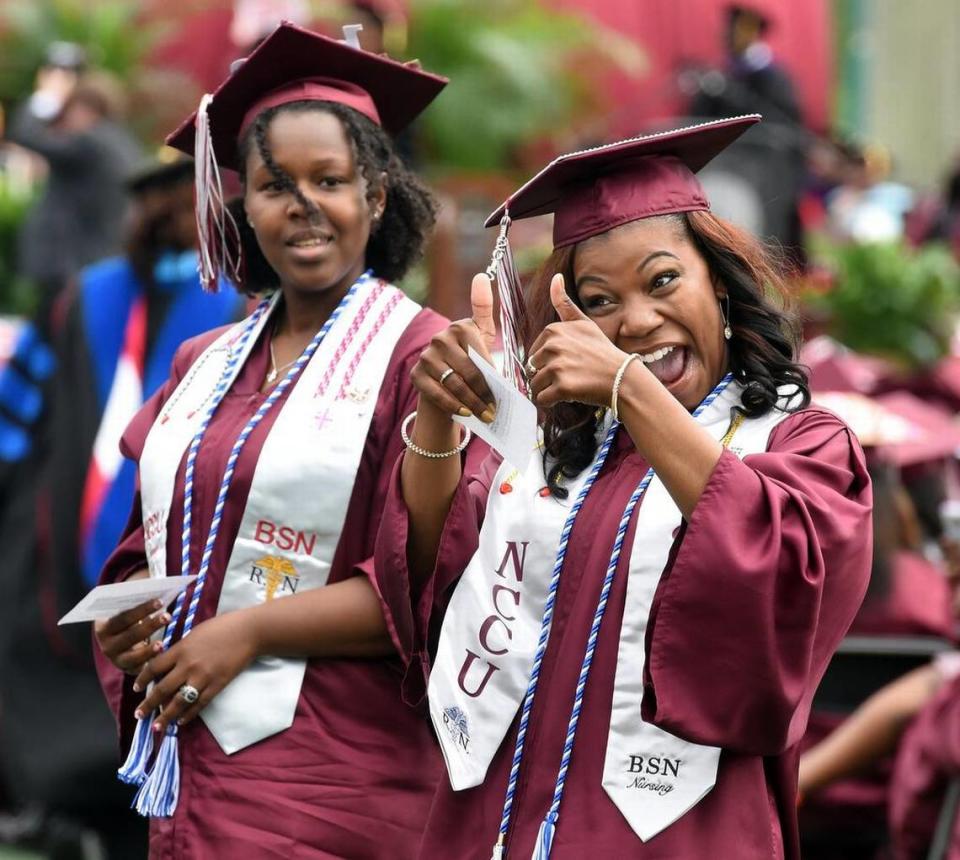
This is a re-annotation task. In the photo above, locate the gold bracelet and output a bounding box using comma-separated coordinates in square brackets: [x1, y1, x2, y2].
[610, 353, 642, 421]
[401, 411, 472, 459]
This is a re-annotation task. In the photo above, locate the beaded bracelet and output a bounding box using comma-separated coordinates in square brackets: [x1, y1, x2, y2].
[610, 353, 642, 421]
[401, 411, 472, 459]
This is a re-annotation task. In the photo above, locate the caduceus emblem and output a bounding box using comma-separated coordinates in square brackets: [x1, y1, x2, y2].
[254, 555, 298, 601]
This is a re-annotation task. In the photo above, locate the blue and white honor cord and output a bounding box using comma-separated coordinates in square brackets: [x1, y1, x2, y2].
[493, 373, 733, 860]
[119, 272, 370, 817]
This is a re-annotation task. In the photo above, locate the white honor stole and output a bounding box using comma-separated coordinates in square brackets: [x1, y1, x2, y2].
[429, 383, 796, 842]
[139, 281, 420, 754]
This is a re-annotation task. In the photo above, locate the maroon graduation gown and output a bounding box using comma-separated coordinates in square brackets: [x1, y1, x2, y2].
[95, 308, 448, 860]
[374, 407, 872, 859]
[889, 672, 960, 860]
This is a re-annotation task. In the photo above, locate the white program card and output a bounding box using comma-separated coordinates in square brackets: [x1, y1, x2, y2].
[58, 575, 197, 625]
[453, 346, 538, 473]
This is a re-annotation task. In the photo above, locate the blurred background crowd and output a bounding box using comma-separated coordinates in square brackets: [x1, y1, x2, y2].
[0, 0, 959, 858]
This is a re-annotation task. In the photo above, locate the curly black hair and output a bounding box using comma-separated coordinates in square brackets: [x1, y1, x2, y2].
[530, 209, 811, 498]
[228, 99, 437, 293]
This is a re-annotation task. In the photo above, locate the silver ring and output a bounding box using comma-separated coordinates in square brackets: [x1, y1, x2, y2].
[179, 684, 200, 705]
[439, 367, 456, 386]
[525, 358, 538, 376]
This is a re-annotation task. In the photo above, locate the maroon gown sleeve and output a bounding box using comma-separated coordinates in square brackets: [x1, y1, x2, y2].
[374, 440, 500, 706]
[889, 674, 960, 860]
[641, 407, 872, 756]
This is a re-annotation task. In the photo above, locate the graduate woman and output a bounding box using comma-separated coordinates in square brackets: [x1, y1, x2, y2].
[375, 116, 873, 858]
[93, 23, 452, 859]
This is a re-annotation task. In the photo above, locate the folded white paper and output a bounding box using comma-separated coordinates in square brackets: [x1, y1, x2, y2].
[58, 575, 197, 625]
[453, 347, 538, 473]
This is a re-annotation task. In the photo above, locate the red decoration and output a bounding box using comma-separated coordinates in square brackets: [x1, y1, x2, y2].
[539, 487, 552, 497]
[499, 482, 513, 494]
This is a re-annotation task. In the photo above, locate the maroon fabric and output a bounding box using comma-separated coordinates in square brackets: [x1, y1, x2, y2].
[551, 155, 708, 248]
[853, 550, 954, 640]
[374, 407, 872, 858]
[239, 77, 381, 136]
[889, 674, 960, 860]
[874, 391, 960, 469]
[95, 307, 448, 860]
[484, 115, 759, 247]
[165, 21, 447, 171]
[801, 337, 892, 395]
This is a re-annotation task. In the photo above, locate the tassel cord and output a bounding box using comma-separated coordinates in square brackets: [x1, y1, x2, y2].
[492, 419, 619, 856]
[486, 214, 529, 394]
[194, 93, 242, 290]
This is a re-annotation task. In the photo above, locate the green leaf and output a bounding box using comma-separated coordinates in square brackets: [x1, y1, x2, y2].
[407, 0, 643, 172]
[806, 238, 960, 369]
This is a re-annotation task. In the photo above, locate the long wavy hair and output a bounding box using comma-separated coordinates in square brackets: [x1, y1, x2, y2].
[527, 209, 810, 497]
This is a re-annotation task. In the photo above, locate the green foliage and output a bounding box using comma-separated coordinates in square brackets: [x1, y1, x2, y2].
[0, 173, 37, 315]
[407, 0, 642, 172]
[0, 0, 202, 314]
[0, 0, 170, 105]
[808, 240, 960, 369]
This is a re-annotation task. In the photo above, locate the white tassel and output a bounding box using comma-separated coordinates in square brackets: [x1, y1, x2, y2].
[133, 726, 180, 817]
[194, 94, 242, 292]
[531, 813, 556, 860]
[117, 714, 154, 785]
[486, 214, 528, 395]
[490, 837, 505, 859]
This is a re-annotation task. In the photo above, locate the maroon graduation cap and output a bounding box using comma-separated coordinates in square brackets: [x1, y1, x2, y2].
[875, 390, 960, 468]
[166, 20, 447, 172]
[485, 114, 760, 248]
[482, 115, 760, 391]
[164, 20, 447, 291]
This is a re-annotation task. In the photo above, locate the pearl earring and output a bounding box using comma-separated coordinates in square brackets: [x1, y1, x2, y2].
[720, 295, 732, 341]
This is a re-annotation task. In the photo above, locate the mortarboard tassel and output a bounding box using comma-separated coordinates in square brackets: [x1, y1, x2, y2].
[531, 811, 557, 860]
[194, 94, 243, 293]
[486, 213, 529, 395]
[117, 711, 156, 785]
[133, 725, 180, 817]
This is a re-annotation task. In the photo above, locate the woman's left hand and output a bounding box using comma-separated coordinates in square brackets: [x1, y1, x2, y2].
[132, 611, 259, 733]
[528, 274, 628, 408]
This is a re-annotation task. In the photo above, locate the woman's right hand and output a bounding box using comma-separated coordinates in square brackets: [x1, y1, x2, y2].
[410, 273, 498, 423]
[94, 581, 171, 675]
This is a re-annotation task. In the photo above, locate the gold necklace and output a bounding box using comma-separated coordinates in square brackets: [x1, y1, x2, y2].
[266, 338, 298, 384]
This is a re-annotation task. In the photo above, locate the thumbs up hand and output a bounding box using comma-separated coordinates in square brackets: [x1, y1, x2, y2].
[409, 273, 499, 424]
[549, 272, 591, 323]
[469, 272, 497, 364]
[527, 274, 630, 409]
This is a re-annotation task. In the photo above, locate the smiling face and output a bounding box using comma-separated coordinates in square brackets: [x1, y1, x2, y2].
[572, 215, 729, 410]
[242, 108, 385, 298]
